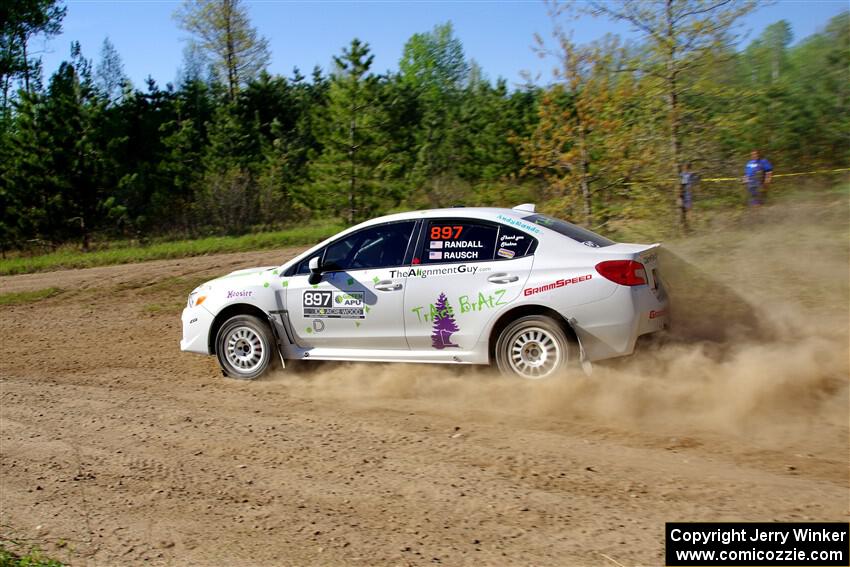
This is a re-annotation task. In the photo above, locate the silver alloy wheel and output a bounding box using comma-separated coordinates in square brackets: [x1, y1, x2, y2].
[507, 325, 561, 379]
[224, 325, 266, 373]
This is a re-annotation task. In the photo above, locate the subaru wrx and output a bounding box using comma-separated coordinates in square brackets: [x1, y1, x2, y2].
[181, 205, 668, 379]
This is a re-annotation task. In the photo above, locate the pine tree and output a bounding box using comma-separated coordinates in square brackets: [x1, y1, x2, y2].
[309, 39, 396, 224]
[431, 293, 460, 349]
[0, 0, 66, 114]
[399, 22, 470, 205]
[175, 0, 270, 101]
[95, 37, 129, 105]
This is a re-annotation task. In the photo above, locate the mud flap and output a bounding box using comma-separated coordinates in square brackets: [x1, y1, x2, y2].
[267, 313, 286, 369]
[568, 318, 593, 376]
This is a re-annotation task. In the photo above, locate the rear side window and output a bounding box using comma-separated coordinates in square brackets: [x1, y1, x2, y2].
[522, 214, 614, 248]
[419, 221, 498, 264]
[416, 220, 538, 264]
[495, 225, 535, 260]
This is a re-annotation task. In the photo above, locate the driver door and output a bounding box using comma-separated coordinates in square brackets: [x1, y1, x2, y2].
[284, 220, 417, 351]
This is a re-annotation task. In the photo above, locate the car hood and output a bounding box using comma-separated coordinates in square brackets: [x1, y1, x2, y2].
[212, 266, 277, 281]
[194, 266, 277, 292]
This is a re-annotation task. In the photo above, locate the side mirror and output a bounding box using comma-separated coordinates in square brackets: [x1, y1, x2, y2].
[308, 256, 322, 285]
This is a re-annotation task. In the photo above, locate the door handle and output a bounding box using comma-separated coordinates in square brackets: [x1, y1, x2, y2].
[374, 280, 403, 291]
[488, 273, 519, 284]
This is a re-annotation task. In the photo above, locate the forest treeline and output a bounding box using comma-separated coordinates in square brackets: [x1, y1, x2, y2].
[1, 0, 847, 251]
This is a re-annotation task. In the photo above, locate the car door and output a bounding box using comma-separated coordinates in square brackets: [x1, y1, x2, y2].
[285, 220, 417, 350]
[403, 218, 536, 353]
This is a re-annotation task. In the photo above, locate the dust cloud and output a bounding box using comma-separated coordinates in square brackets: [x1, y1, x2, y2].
[270, 199, 849, 448]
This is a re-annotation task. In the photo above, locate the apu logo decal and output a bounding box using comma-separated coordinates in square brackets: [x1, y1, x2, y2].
[523, 274, 592, 296]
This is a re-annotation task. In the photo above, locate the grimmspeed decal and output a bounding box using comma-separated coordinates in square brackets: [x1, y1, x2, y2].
[303, 290, 365, 319]
[523, 274, 592, 296]
[388, 264, 488, 278]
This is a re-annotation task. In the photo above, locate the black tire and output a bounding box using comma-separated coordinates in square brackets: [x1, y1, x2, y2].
[494, 315, 570, 379]
[215, 314, 278, 380]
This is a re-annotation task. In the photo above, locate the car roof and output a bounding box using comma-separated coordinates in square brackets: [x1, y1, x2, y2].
[354, 206, 534, 228]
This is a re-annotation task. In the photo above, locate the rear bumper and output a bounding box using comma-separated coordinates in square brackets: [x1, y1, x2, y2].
[180, 305, 215, 355]
[570, 285, 668, 361]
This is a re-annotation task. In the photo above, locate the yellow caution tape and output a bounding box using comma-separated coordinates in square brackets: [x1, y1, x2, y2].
[702, 167, 850, 182]
[622, 167, 849, 185]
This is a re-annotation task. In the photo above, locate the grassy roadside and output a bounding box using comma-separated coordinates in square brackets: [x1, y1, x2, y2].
[0, 288, 63, 306]
[1, 184, 845, 278]
[0, 545, 63, 567]
[0, 222, 344, 276]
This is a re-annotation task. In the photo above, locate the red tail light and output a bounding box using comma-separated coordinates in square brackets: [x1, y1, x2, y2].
[595, 260, 647, 286]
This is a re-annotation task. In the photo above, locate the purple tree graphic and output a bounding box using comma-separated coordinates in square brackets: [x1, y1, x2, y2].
[431, 293, 460, 349]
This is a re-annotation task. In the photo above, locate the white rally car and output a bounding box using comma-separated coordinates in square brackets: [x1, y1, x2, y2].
[181, 205, 668, 380]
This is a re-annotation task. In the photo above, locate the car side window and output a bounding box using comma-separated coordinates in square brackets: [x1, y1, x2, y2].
[494, 225, 537, 260]
[418, 221, 498, 264]
[321, 221, 416, 272]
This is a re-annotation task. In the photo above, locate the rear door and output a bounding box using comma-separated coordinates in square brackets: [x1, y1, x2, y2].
[403, 218, 536, 353]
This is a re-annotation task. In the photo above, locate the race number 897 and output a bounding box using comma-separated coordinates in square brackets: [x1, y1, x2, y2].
[303, 291, 332, 307]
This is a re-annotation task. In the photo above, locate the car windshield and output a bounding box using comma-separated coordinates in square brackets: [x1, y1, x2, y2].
[521, 214, 615, 248]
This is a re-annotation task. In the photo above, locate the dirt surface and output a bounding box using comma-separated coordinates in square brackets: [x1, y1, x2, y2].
[1, 203, 848, 566]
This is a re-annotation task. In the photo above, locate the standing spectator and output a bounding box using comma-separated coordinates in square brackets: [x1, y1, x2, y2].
[743, 150, 773, 206]
[680, 162, 698, 212]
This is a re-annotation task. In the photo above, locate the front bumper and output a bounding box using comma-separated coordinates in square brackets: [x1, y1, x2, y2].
[180, 305, 215, 354]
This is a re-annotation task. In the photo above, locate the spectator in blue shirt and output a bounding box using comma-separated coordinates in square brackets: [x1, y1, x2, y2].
[743, 150, 773, 206]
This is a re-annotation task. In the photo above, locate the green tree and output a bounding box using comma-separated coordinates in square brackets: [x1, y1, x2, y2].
[524, 22, 650, 228]
[95, 37, 129, 105]
[175, 0, 270, 101]
[588, 0, 755, 230]
[399, 22, 470, 205]
[310, 39, 396, 224]
[784, 12, 849, 166]
[5, 44, 124, 250]
[0, 0, 65, 114]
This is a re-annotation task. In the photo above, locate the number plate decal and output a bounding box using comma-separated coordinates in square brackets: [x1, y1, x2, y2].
[303, 291, 365, 319]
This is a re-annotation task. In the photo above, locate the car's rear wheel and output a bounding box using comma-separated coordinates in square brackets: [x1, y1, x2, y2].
[495, 315, 569, 379]
[215, 315, 276, 380]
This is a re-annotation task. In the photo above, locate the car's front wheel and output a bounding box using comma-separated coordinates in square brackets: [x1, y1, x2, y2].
[495, 315, 570, 379]
[215, 314, 277, 380]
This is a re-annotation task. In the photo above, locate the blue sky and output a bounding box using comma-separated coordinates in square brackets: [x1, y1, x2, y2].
[36, 1, 849, 90]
